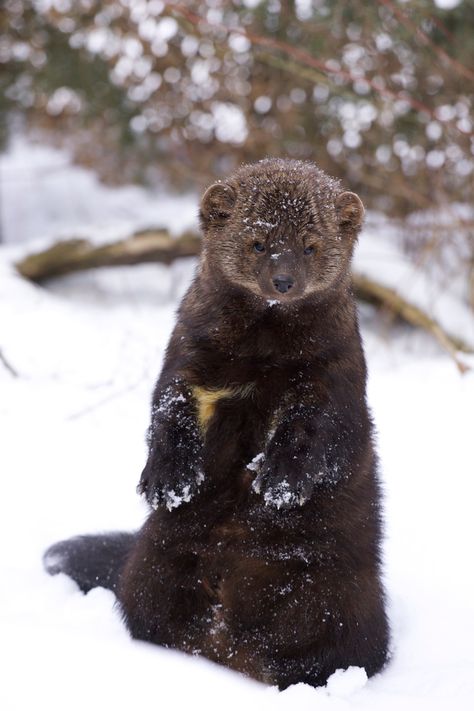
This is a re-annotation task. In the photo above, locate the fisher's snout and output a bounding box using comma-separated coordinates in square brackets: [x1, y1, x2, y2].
[272, 274, 295, 294]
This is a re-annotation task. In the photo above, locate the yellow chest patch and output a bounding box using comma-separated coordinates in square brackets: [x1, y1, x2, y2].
[192, 384, 254, 430]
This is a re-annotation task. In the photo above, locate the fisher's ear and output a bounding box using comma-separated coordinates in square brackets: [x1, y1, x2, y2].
[199, 182, 237, 229]
[335, 191, 365, 237]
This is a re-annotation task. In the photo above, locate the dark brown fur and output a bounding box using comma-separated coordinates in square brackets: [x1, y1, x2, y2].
[44, 159, 389, 689]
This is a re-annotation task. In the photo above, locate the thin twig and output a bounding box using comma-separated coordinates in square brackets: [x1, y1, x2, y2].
[0, 347, 19, 378]
[66, 380, 144, 421]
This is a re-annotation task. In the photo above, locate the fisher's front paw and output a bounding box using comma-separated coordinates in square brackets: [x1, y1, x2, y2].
[138, 425, 204, 511]
[250, 433, 327, 509]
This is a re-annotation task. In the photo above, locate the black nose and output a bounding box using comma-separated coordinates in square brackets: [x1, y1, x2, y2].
[272, 275, 295, 294]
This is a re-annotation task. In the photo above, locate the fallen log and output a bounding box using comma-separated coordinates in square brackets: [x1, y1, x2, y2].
[353, 273, 472, 373]
[15, 230, 473, 371]
[16, 229, 201, 282]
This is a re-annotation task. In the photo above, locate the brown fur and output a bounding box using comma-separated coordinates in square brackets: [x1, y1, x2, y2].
[44, 159, 389, 689]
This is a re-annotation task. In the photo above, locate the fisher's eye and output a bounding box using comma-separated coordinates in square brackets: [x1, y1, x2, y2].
[304, 245, 315, 255]
[253, 242, 266, 254]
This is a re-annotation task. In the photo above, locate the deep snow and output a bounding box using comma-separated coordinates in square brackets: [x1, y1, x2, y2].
[1, 143, 474, 710]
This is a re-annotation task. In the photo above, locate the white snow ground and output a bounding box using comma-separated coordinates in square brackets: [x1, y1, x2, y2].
[1, 143, 474, 710]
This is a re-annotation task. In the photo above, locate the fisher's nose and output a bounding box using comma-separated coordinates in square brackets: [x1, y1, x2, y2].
[272, 274, 295, 294]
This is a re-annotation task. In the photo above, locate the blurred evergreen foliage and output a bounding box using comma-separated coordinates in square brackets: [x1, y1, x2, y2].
[1, 0, 473, 214]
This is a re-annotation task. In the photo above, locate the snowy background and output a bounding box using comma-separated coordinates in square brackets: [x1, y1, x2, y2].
[1, 141, 473, 710]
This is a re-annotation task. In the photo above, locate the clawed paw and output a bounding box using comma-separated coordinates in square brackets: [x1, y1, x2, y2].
[138, 470, 204, 511]
[138, 448, 204, 511]
[252, 470, 314, 509]
[250, 449, 318, 509]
